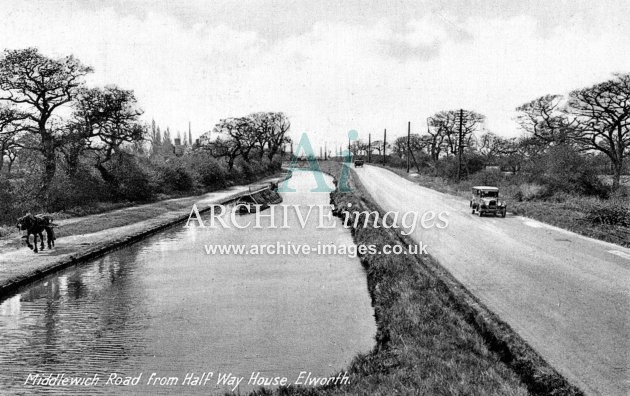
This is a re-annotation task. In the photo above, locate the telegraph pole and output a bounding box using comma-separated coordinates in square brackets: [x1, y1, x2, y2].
[457, 108, 463, 181]
[383, 128, 387, 165]
[406, 121, 411, 173]
[368, 133, 372, 163]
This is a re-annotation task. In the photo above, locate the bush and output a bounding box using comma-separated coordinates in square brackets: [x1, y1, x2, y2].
[0, 171, 46, 222]
[465, 153, 487, 175]
[434, 157, 459, 179]
[171, 165, 193, 191]
[0, 177, 17, 223]
[433, 155, 487, 181]
[1, 136, 289, 226]
[529, 145, 608, 197]
[585, 199, 630, 227]
[468, 169, 504, 187]
[387, 155, 406, 168]
[109, 154, 154, 201]
[190, 152, 228, 188]
[47, 165, 110, 211]
[153, 163, 193, 193]
[268, 155, 283, 171]
[235, 157, 255, 180]
[610, 185, 629, 200]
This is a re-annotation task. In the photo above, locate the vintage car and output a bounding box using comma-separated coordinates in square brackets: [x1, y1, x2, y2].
[354, 159, 365, 167]
[470, 186, 507, 217]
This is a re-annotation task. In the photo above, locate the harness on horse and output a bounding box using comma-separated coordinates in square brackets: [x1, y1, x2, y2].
[16, 213, 58, 253]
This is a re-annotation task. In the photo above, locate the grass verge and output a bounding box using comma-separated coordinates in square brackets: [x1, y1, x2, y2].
[244, 162, 583, 396]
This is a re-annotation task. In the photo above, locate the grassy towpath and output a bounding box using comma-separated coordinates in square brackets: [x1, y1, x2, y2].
[0, 177, 280, 295]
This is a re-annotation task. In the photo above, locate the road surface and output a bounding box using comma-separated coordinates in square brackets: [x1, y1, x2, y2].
[354, 165, 629, 396]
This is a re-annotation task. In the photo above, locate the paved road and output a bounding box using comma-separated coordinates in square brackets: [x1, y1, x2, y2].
[354, 165, 630, 396]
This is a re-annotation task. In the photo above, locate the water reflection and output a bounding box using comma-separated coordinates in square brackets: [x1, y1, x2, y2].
[0, 171, 376, 395]
[0, 242, 153, 394]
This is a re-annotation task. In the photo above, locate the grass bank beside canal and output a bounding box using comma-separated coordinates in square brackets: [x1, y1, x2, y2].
[248, 162, 583, 396]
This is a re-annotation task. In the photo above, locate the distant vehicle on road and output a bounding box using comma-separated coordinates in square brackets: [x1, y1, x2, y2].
[354, 159, 364, 167]
[470, 186, 507, 217]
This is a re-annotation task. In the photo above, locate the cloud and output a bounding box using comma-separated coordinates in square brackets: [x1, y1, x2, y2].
[0, 1, 628, 147]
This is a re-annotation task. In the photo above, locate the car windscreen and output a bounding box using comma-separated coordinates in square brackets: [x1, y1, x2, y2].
[480, 191, 498, 197]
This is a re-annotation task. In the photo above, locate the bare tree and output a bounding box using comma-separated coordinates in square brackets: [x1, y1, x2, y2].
[424, 122, 446, 162]
[392, 136, 407, 158]
[250, 112, 291, 161]
[58, 122, 87, 177]
[0, 48, 92, 191]
[73, 86, 145, 182]
[428, 113, 457, 155]
[430, 110, 484, 154]
[392, 134, 425, 158]
[477, 132, 499, 157]
[428, 109, 485, 178]
[198, 112, 292, 170]
[369, 139, 384, 156]
[210, 117, 258, 169]
[477, 132, 519, 159]
[566, 73, 630, 190]
[205, 135, 240, 170]
[266, 112, 291, 162]
[516, 94, 575, 145]
[0, 105, 27, 173]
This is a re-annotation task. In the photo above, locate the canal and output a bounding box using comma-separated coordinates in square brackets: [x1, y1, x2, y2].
[0, 171, 376, 395]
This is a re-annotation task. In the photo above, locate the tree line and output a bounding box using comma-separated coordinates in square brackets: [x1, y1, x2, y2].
[198, 112, 291, 170]
[0, 48, 143, 195]
[352, 73, 629, 193]
[0, 48, 290, 223]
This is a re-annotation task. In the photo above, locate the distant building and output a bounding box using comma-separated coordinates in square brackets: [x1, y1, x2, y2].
[171, 124, 199, 156]
[173, 137, 191, 156]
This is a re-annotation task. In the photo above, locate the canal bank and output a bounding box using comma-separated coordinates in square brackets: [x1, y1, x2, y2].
[0, 170, 376, 395]
[0, 176, 284, 297]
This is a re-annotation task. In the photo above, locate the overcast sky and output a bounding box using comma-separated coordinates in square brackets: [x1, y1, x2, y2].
[1, 0, 628, 149]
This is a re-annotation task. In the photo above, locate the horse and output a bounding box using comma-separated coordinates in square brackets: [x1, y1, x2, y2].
[16, 213, 56, 253]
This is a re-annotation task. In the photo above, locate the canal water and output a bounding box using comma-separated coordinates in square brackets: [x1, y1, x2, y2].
[0, 171, 376, 395]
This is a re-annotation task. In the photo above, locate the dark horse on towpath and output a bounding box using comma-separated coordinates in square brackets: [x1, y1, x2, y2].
[16, 214, 56, 253]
